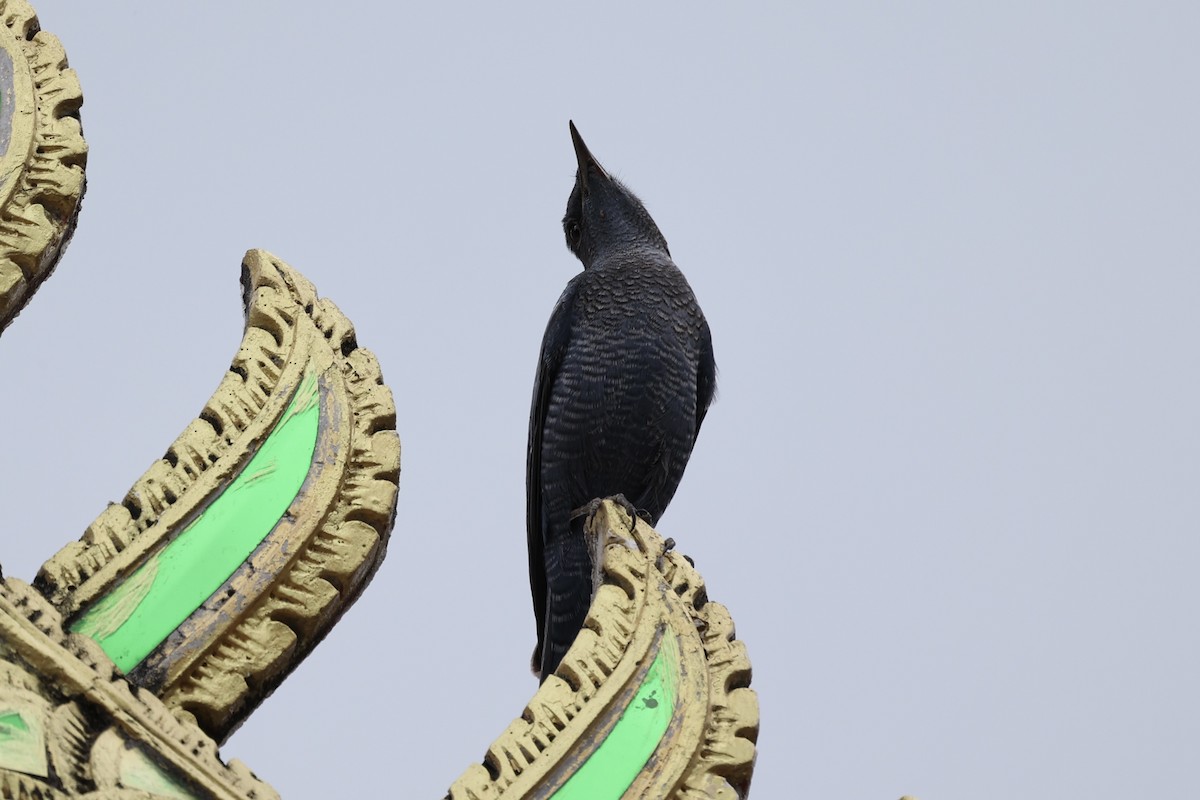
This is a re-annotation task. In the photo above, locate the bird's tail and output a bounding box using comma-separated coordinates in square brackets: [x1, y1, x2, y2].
[538, 517, 594, 682]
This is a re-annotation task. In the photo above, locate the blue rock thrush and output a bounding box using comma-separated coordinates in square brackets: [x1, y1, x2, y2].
[527, 122, 716, 681]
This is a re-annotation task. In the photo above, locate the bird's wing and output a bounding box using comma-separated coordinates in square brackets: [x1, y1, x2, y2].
[694, 316, 717, 439]
[527, 278, 580, 666]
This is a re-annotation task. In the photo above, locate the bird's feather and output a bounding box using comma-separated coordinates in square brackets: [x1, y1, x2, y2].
[695, 319, 717, 439]
[526, 278, 580, 673]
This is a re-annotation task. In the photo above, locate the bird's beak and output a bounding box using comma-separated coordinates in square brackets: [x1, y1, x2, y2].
[569, 120, 608, 192]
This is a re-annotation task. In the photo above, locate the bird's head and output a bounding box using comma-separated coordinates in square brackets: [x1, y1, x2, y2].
[562, 121, 670, 268]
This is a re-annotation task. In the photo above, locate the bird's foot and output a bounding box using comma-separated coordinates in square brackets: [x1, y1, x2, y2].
[654, 537, 676, 572]
[569, 494, 651, 532]
[611, 494, 640, 532]
[570, 497, 605, 523]
[609, 493, 653, 533]
[571, 496, 649, 600]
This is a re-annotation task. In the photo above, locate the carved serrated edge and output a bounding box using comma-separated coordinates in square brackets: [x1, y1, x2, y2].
[447, 507, 650, 798]
[658, 544, 758, 799]
[34, 250, 400, 743]
[33, 251, 300, 601]
[448, 503, 758, 799]
[0, 576, 278, 798]
[163, 251, 401, 739]
[0, 0, 86, 333]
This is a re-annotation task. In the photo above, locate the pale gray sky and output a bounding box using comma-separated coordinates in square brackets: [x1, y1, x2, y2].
[2, 3, 1198, 798]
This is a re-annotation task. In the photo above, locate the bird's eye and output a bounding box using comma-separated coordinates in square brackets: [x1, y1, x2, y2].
[566, 220, 582, 244]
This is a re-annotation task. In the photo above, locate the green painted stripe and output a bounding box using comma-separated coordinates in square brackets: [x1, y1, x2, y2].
[120, 743, 203, 799]
[0, 708, 46, 776]
[551, 631, 680, 800]
[72, 370, 321, 672]
[0, 711, 29, 735]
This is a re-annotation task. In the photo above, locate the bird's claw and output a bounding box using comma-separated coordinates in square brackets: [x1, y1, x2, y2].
[611, 494, 655, 534]
[570, 494, 651, 533]
[610, 493, 642, 532]
[569, 497, 605, 522]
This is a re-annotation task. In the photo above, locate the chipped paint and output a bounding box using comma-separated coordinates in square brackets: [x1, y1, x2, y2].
[72, 371, 321, 672]
[552, 631, 680, 800]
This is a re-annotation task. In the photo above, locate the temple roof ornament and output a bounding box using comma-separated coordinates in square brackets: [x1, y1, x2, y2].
[0, 3, 758, 796]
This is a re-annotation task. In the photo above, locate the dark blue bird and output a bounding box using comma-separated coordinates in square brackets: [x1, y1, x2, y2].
[527, 122, 716, 681]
